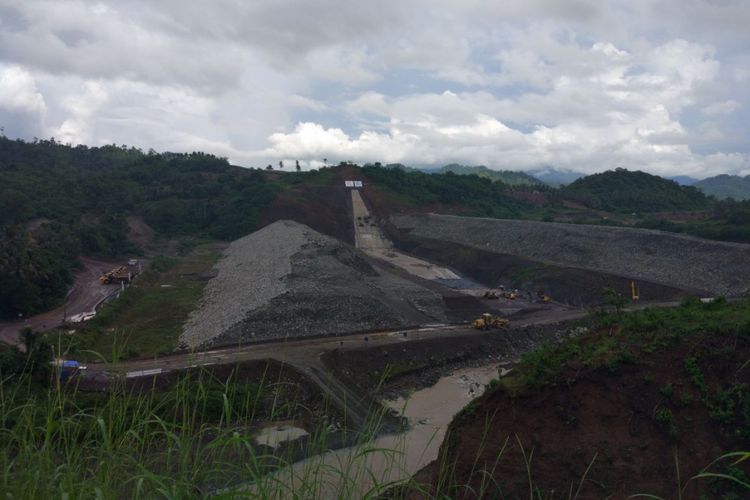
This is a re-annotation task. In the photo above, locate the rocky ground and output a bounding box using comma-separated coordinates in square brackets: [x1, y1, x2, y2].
[392, 214, 750, 296]
[179, 220, 447, 349]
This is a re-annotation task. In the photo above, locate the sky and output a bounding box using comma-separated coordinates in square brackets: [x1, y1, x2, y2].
[0, 0, 748, 178]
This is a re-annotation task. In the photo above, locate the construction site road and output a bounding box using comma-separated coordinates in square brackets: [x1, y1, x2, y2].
[351, 189, 464, 282]
[88, 298, 683, 378]
[82, 300, 681, 430]
[0, 257, 123, 346]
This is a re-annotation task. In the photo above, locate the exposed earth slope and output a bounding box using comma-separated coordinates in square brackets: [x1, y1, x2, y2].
[179, 220, 447, 348]
[405, 299, 750, 499]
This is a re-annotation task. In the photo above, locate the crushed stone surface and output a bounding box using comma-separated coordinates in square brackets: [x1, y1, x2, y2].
[391, 214, 750, 296]
[180, 220, 447, 349]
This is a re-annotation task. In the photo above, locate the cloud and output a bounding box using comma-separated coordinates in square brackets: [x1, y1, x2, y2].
[0, 64, 46, 137]
[0, 0, 746, 177]
[702, 100, 742, 116]
[53, 81, 108, 144]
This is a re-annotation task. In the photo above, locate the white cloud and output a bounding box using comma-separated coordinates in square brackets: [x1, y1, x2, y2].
[702, 100, 742, 116]
[53, 81, 108, 144]
[0, 65, 47, 137]
[288, 95, 329, 112]
[0, 0, 746, 177]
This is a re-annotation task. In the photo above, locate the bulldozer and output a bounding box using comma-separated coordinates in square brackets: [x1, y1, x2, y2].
[537, 291, 551, 303]
[472, 313, 510, 331]
[483, 290, 499, 300]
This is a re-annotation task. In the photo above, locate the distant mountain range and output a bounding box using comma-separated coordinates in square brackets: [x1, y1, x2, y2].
[693, 174, 750, 201]
[667, 175, 699, 186]
[527, 168, 585, 186]
[428, 164, 544, 186]
[381, 162, 546, 186]
[379, 163, 750, 199]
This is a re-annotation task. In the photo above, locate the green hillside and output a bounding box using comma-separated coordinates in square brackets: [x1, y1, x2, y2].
[433, 164, 544, 186]
[0, 137, 279, 319]
[561, 168, 709, 212]
[695, 174, 750, 201]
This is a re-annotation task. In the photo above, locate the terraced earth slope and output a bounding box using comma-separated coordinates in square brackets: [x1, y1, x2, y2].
[179, 220, 447, 349]
[391, 214, 750, 296]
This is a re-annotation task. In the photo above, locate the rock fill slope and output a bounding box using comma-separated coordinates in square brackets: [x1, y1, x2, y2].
[391, 214, 750, 296]
[180, 220, 447, 349]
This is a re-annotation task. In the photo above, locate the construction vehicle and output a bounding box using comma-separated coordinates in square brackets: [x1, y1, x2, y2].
[99, 266, 132, 284]
[54, 360, 87, 381]
[537, 291, 551, 303]
[472, 313, 510, 330]
[503, 290, 518, 300]
[630, 281, 640, 301]
[483, 290, 499, 299]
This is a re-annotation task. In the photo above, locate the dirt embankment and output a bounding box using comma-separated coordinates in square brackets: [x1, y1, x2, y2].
[405, 330, 750, 499]
[387, 232, 690, 306]
[82, 359, 335, 424]
[391, 213, 750, 297]
[321, 322, 584, 400]
[257, 178, 354, 245]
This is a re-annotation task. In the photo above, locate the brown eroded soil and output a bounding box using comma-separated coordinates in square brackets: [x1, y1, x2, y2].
[403, 330, 750, 499]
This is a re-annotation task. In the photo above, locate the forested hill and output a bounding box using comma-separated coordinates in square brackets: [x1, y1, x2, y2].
[0, 138, 280, 240]
[0, 137, 279, 318]
[560, 168, 710, 212]
[2, 137, 748, 320]
[431, 164, 544, 186]
[694, 174, 750, 201]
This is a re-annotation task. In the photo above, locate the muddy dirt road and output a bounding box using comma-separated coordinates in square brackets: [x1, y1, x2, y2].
[0, 257, 122, 345]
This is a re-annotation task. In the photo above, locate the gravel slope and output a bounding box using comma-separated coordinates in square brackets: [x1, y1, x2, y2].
[391, 214, 750, 296]
[180, 220, 447, 349]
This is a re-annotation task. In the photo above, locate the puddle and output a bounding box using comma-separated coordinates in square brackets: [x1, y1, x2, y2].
[255, 423, 309, 449]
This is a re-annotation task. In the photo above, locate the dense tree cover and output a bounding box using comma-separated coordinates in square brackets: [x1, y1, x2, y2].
[0, 137, 279, 318]
[361, 165, 534, 218]
[637, 198, 750, 243]
[430, 164, 544, 186]
[0, 224, 80, 318]
[561, 168, 709, 212]
[0, 327, 53, 377]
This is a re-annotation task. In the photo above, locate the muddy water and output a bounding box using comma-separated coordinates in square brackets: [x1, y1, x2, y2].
[259, 364, 499, 498]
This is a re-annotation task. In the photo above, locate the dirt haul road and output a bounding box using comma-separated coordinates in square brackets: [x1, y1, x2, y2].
[0, 257, 122, 346]
[87, 322, 573, 429]
[351, 189, 463, 282]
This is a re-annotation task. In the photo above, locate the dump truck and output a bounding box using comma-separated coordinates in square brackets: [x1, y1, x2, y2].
[99, 266, 132, 284]
[472, 313, 510, 330]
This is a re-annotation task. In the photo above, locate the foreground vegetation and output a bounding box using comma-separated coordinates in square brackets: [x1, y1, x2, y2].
[411, 297, 750, 498]
[1, 299, 749, 497]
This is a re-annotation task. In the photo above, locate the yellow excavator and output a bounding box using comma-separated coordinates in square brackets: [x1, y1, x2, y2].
[472, 313, 510, 331]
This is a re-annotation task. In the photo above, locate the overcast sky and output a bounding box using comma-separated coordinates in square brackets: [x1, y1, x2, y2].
[0, 0, 748, 177]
